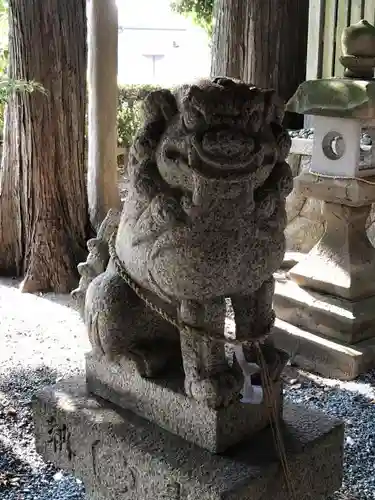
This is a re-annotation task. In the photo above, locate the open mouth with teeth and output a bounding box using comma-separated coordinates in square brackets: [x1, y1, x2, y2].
[189, 126, 264, 177]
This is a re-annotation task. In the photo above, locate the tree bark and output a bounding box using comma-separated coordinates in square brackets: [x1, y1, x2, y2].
[211, 0, 309, 128]
[211, 0, 248, 79]
[0, 0, 89, 293]
[0, 86, 23, 276]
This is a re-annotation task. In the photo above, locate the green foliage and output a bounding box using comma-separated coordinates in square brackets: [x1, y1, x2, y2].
[0, 80, 47, 136]
[0, 79, 46, 103]
[171, 0, 214, 36]
[0, 1, 173, 148]
[0, 78, 47, 134]
[0, 82, 160, 148]
[117, 84, 160, 148]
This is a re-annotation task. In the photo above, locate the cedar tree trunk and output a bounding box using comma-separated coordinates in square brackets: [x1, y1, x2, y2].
[0, 0, 89, 292]
[211, 0, 309, 128]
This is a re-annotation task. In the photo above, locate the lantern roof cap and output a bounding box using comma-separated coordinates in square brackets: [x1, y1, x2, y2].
[287, 19, 375, 119]
[286, 78, 375, 119]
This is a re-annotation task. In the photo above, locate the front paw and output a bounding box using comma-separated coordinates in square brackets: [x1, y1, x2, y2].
[128, 347, 168, 378]
[151, 193, 186, 227]
[184, 369, 243, 409]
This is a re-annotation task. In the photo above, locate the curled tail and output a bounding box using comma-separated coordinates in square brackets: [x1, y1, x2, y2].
[71, 209, 121, 313]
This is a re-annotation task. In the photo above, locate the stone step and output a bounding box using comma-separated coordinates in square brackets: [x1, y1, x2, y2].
[274, 278, 375, 344]
[272, 318, 375, 380]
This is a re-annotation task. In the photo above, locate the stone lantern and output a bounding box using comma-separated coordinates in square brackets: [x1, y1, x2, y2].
[273, 20, 375, 379]
[312, 114, 375, 178]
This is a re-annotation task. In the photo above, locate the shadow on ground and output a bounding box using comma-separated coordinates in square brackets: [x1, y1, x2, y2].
[0, 338, 374, 499]
[0, 365, 85, 500]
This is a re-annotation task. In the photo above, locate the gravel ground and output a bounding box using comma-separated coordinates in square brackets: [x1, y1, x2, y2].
[1, 276, 375, 499]
[282, 368, 375, 500]
[0, 277, 87, 500]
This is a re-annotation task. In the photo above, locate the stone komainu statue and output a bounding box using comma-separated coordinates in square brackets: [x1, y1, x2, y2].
[74, 77, 293, 409]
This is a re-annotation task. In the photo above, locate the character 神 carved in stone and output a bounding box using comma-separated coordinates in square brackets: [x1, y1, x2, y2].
[77, 77, 293, 409]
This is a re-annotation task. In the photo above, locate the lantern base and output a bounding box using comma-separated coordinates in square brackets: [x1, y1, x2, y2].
[272, 316, 375, 380]
[273, 277, 375, 380]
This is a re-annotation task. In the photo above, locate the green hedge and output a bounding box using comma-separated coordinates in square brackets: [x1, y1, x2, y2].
[0, 84, 162, 147]
[117, 84, 160, 148]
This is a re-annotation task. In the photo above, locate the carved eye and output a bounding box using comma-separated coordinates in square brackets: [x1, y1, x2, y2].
[182, 87, 206, 130]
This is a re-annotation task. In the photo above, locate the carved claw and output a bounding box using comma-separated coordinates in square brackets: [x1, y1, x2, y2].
[151, 193, 187, 226]
[184, 368, 243, 409]
[86, 312, 105, 357]
[129, 348, 168, 378]
[129, 340, 181, 379]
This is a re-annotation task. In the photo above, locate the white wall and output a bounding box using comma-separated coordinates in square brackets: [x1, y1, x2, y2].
[116, 0, 211, 86]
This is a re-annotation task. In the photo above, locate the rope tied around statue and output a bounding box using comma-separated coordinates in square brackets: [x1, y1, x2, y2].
[108, 232, 272, 348]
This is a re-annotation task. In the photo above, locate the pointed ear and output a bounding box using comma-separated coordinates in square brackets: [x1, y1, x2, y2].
[142, 89, 178, 124]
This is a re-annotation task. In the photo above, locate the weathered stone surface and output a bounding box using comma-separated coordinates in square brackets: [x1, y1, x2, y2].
[340, 20, 375, 79]
[284, 152, 375, 253]
[277, 134, 375, 377]
[342, 19, 375, 58]
[272, 19, 375, 381]
[86, 351, 283, 453]
[274, 278, 375, 344]
[117, 78, 292, 306]
[294, 172, 375, 207]
[289, 138, 313, 156]
[77, 77, 293, 410]
[272, 318, 375, 380]
[276, 166, 375, 376]
[33, 378, 344, 500]
[281, 252, 305, 269]
[289, 201, 375, 300]
[71, 208, 121, 314]
[286, 78, 375, 119]
[285, 154, 324, 253]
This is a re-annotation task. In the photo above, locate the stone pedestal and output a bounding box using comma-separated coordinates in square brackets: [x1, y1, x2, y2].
[33, 378, 344, 500]
[33, 78, 344, 500]
[273, 173, 375, 379]
[86, 352, 283, 453]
